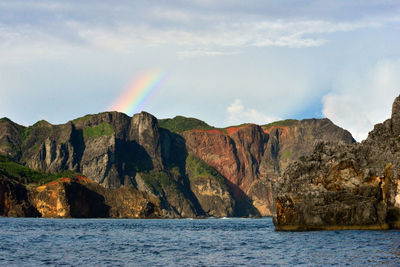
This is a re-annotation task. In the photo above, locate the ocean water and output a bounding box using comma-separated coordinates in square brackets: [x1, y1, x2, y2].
[0, 217, 399, 266]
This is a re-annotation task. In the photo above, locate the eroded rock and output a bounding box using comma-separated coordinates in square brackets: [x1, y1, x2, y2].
[274, 95, 400, 230]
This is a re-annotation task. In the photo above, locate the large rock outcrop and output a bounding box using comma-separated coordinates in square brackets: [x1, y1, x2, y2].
[274, 95, 400, 230]
[182, 119, 354, 216]
[0, 175, 162, 218]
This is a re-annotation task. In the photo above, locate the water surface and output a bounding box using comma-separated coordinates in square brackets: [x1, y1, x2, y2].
[0, 217, 399, 266]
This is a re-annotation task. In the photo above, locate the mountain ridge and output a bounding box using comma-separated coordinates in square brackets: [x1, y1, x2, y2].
[0, 111, 355, 218]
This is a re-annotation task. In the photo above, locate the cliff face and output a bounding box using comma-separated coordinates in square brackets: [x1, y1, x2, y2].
[182, 119, 354, 216]
[0, 111, 354, 218]
[185, 155, 235, 217]
[0, 112, 233, 218]
[274, 95, 400, 230]
[0, 175, 162, 218]
[21, 112, 163, 189]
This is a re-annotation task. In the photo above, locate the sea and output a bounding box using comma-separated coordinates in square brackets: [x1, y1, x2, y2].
[0, 217, 399, 266]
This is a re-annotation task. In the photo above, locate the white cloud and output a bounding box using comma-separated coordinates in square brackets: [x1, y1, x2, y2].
[177, 49, 240, 59]
[65, 19, 382, 53]
[323, 59, 400, 141]
[226, 99, 280, 125]
[0, 11, 387, 60]
[0, 23, 79, 63]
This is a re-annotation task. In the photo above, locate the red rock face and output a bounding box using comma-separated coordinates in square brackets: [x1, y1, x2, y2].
[182, 119, 354, 216]
[183, 130, 240, 187]
[183, 125, 266, 191]
[183, 125, 269, 215]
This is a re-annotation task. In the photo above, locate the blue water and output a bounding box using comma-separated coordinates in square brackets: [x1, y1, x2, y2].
[0, 217, 399, 266]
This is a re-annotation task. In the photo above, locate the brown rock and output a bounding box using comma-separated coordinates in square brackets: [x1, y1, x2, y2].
[31, 176, 162, 218]
[274, 94, 400, 230]
[0, 177, 39, 217]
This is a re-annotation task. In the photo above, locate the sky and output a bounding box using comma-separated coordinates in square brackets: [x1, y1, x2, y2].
[0, 0, 399, 141]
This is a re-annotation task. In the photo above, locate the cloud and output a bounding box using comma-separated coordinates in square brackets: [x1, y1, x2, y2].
[0, 1, 390, 58]
[323, 59, 400, 141]
[177, 49, 240, 59]
[65, 18, 382, 53]
[226, 99, 280, 125]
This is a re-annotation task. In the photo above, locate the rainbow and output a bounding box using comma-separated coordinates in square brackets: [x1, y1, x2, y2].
[109, 69, 167, 115]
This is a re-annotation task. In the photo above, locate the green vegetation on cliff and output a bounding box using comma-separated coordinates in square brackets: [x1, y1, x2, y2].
[140, 170, 180, 195]
[159, 116, 216, 133]
[0, 155, 79, 185]
[263, 119, 298, 128]
[282, 149, 292, 160]
[185, 155, 227, 189]
[21, 121, 49, 143]
[83, 123, 114, 139]
[160, 116, 301, 135]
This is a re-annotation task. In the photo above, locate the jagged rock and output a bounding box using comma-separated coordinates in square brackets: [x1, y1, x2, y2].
[274, 95, 400, 230]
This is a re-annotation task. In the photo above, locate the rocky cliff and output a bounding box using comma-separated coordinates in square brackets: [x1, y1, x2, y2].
[0, 175, 162, 218]
[0, 113, 234, 218]
[181, 118, 354, 216]
[274, 95, 400, 230]
[0, 111, 354, 218]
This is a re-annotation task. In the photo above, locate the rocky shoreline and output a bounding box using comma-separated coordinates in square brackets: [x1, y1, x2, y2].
[273, 95, 400, 230]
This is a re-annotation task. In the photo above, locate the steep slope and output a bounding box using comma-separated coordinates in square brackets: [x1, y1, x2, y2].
[0, 118, 25, 159]
[181, 118, 354, 216]
[274, 95, 400, 230]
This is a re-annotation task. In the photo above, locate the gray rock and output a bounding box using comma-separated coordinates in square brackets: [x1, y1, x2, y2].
[274, 95, 400, 230]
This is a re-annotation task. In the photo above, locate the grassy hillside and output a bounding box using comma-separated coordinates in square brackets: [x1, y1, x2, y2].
[263, 119, 298, 128]
[159, 116, 216, 133]
[160, 116, 301, 134]
[83, 123, 114, 139]
[0, 155, 79, 185]
[185, 155, 228, 189]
